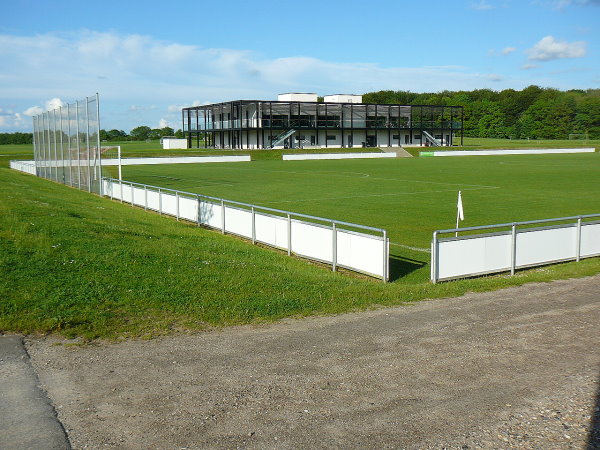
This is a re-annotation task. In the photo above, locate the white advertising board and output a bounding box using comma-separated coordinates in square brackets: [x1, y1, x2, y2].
[515, 226, 577, 267]
[283, 153, 396, 161]
[435, 233, 512, 281]
[224, 205, 253, 238]
[428, 148, 595, 157]
[337, 229, 387, 278]
[101, 156, 250, 166]
[291, 221, 333, 263]
[254, 213, 289, 250]
[580, 222, 600, 257]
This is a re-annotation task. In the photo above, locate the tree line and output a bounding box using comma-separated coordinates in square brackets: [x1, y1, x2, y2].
[0, 132, 33, 145]
[363, 86, 600, 139]
[101, 126, 184, 141]
[0, 127, 185, 145]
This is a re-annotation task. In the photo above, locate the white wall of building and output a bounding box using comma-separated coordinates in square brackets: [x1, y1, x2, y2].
[324, 94, 363, 103]
[162, 138, 188, 149]
[278, 93, 318, 102]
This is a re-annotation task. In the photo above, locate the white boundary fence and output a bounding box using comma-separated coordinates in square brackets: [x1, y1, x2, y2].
[10, 160, 37, 175]
[421, 148, 595, 157]
[102, 177, 390, 281]
[431, 214, 600, 283]
[101, 155, 251, 166]
[283, 153, 397, 161]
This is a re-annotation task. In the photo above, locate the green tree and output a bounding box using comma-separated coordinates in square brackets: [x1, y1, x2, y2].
[574, 95, 600, 138]
[130, 126, 151, 141]
[159, 126, 175, 137]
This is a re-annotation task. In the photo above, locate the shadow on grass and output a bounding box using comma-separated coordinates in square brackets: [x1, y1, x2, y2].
[589, 370, 600, 448]
[389, 255, 426, 282]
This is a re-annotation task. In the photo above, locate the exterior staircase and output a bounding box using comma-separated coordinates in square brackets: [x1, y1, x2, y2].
[270, 129, 296, 148]
[422, 130, 442, 146]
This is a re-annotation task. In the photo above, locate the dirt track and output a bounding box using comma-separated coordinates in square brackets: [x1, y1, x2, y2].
[27, 275, 600, 449]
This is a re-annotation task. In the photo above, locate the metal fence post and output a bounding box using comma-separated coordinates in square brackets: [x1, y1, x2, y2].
[221, 200, 225, 234]
[287, 214, 292, 256]
[176, 192, 180, 221]
[144, 185, 148, 211]
[120, 179, 123, 203]
[131, 183, 134, 207]
[431, 231, 438, 283]
[332, 222, 337, 272]
[576, 217, 582, 262]
[382, 230, 387, 283]
[251, 207, 256, 244]
[196, 195, 200, 227]
[510, 224, 517, 276]
[158, 188, 162, 215]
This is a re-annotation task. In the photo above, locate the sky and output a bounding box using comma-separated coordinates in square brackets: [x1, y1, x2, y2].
[0, 0, 599, 132]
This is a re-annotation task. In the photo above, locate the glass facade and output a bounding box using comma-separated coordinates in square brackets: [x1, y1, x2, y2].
[183, 100, 463, 149]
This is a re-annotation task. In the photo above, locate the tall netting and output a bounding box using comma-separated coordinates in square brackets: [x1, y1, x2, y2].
[32, 94, 103, 195]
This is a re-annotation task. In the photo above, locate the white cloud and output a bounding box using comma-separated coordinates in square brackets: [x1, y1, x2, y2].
[167, 101, 202, 113]
[23, 105, 43, 116]
[129, 104, 156, 111]
[501, 46, 517, 55]
[487, 74, 504, 81]
[45, 97, 65, 110]
[526, 36, 586, 61]
[158, 118, 170, 128]
[521, 63, 539, 70]
[471, 0, 495, 10]
[0, 110, 27, 129]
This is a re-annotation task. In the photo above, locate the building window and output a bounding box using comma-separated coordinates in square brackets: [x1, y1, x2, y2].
[414, 134, 421, 140]
[326, 135, 336, 140]
[392, 135, 400, 140]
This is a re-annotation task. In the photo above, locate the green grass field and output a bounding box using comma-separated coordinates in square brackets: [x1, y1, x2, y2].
[2, 138, 600, 339]
[117, 153, 600, 283]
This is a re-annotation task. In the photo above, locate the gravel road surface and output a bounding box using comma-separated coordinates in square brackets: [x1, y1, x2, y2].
[27, 275, 600, 449]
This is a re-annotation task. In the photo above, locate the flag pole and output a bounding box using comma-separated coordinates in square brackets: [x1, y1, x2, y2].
[456, 190, 463, 237]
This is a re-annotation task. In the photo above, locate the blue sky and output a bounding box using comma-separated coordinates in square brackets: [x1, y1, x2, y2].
[1, 0, 598, 132]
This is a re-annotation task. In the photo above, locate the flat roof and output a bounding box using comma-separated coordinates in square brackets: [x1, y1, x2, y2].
[182, 100, 461, 110]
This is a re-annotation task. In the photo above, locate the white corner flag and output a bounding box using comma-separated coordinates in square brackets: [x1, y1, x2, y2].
[456, 191, 464, 236]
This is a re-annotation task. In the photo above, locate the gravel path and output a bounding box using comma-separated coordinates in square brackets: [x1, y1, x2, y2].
[27, 275, 600, 449]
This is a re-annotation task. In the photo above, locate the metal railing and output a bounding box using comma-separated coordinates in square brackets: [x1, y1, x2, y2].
[431, 213, 600, 283]
[103, 177, 389, 281]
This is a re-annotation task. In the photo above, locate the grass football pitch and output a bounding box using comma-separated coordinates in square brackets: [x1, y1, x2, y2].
[116, 152, 600, 283]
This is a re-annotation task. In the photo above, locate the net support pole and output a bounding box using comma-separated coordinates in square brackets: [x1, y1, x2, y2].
[118, 146, 122, 181]
[85, 96, 91, 192]
[96, 93, 102, 192]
